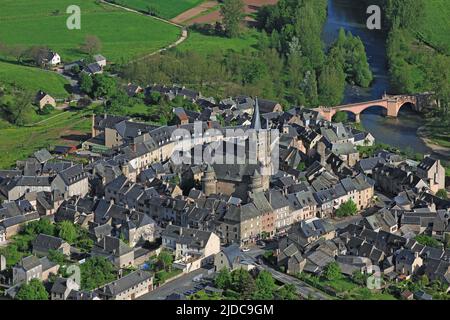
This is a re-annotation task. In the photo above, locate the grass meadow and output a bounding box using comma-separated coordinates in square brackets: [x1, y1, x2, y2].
[0, 0, 180, 62]
[419, 0, 450, 54]
[0, 109, 92, 169]
[0, 61, 70, 98]
[178, 29, 260, 55]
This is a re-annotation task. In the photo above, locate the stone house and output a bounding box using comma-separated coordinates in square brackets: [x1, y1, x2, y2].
[91, 235, 134, 268]
[96, 270, 153, 300]
[395, 249, 423, 276]
[1, 212, 40, 240]
[13, 255, 59, 285]
[161, 225, 220, 264]
[51, 277, 80, 300]
[51, 164, 89, 199]
[32, 233, 71, 256]
[2, 176, 52, 201]
[276, 242, 306, 275]
[35, 91, 56, 109]
[214, 244, 255, 271]
[416, 157, 445, 194]
[266, 190, 291, 232]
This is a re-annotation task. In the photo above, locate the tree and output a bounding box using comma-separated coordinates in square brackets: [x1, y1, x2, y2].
[92, 74, 117, 98]
[436, 189, 448, 200]
[220, 0, 245, 38]
[80, 73, 94, 95]
[297, 162, 306, 171]
[157, 250, 173, 272]
[419, 275, 430, 288]
[24, 219, 55, 237]
[332, 111, 348, 123]
[335, 199, 358, 217]
[0, 244, 23, 267]
[275, 284, 298, 300]
[0, 91, 33, 126]
[231, 268, 256, 299]
[352, 270, 366, 285]
[16, 279, 48, 300]
[80, 35, 102, 55]
[57, 221, 78, 244]
[80, 256, 116, 290]
[215, 268, 232, 290]
[48, 249, 66, 265]
[8, 45, 27, 63]
[323, 262, 342, 281]
[27, 46, 50, 67]
[253, 270, 277, 300]
[146, 5, 159, 16]
[318, 60, 346, 106]
[415, 234, 442, 248]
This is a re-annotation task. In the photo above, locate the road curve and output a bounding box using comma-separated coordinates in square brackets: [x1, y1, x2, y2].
[100, 0, 188, 62]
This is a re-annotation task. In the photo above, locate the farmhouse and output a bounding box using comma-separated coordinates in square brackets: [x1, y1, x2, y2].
[35, 91, 56, 109]
[93, 54, 107, 68]
[40, 51, 61, 66]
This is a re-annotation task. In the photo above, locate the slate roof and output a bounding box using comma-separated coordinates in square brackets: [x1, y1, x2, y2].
[250, 97, 262, 130]
[98, 270, 152, 297]
[417, 157, 438, 171]
[32, 233, 67, 251]
[162, 224, 213, 249]
[33, 149, 53, 163]
[58, 164, 87, 185]
[96, 235, 133, 257]
[19, 255, 41, 271]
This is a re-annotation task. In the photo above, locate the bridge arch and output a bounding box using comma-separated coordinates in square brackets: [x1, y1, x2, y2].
[315, 94, 419, 122]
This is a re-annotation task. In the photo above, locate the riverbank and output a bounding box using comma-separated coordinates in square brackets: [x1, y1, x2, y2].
[417, 124, 450, 161]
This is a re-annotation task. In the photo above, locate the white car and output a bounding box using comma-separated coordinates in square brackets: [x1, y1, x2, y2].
[241, 247, 250, 252]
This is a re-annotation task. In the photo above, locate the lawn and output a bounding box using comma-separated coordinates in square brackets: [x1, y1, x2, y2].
[0, 109, 92, 169]
[178, 29, 260, 55]
[0, 0, 180, 62]
[418, 0, 450, 54]
[115, 0, 205, 19]
[0, 61, 70, 98]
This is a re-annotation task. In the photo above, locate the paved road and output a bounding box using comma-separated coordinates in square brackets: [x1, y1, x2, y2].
[138, 267, 211, 300]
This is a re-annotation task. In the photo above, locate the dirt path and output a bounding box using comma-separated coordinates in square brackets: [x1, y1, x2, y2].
[25, 111, 70, 127]
[100, 0, 188, 63]
[171, 1, 219, 25]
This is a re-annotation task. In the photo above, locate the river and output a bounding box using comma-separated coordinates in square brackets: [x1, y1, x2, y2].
[322, 0, 434, 155]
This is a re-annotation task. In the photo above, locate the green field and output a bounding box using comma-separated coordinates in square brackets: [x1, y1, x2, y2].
[0, 0, 180, 62]
[0, 110, 92, 169]
[179, 29, 260, 55]
[116, 0, 204, 19]
[0, 61, 70, 98]
[419, 0, 450, 54]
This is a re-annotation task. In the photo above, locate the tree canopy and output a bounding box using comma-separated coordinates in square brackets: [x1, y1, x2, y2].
[16, 279, 48, 300]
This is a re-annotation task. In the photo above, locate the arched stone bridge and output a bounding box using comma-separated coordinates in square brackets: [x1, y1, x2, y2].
[315, 93, 431, 122]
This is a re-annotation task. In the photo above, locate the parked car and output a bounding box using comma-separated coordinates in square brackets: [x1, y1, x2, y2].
[241, 247, 250, 252]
